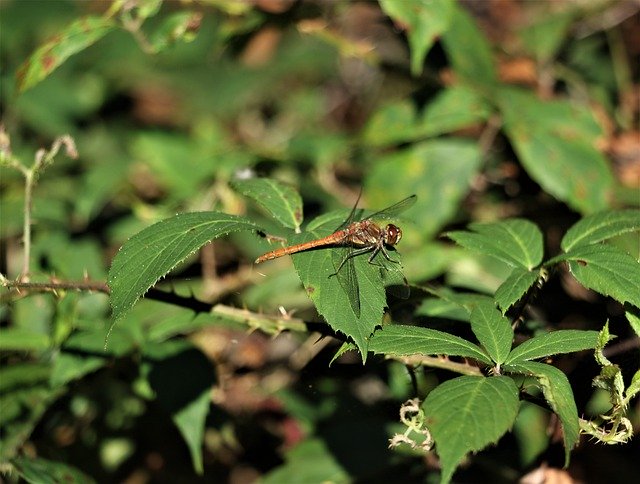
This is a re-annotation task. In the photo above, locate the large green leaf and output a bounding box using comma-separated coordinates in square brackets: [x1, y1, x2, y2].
[424, 376, 519, 484]
[262, 439, 349, 484]
[500, 88, 614, 214]
[440, 3, 497, 87]
[232, 178, 303, 231]
[17, 16, 116, 92]
[549, 244, 640, 308]
[447, 219, 544, 270]
[380, 0, 454, 77]
[469, 300, 513, 364]
[368, 325, 492, 365]
[505, 330, 600, 364]
[504, 361, 579, 466]
[108, 212, 260, 321]
[561, 209, 640, 251]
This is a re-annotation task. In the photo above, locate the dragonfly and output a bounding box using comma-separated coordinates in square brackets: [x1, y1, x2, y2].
[255, 194, 417, 316]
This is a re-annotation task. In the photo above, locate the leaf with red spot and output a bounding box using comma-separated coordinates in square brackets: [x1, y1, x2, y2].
[16, 16, 116, 93]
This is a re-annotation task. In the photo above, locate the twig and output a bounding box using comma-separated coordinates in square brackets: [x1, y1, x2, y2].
[393, 354, 483, 376]
[0, 129, 77, 280]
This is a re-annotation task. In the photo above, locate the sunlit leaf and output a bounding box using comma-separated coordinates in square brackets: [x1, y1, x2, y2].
[549, 244, 640, 308]
[561, 209, 640, 251]
[380, 0, 454, 77]
[108, 212, 260, 321]
[424, 376, 519, 484]
[232, 178, 303, 231]
[500, 88, 614, 214]
[505, 330, 600, 364]
[369, 324, 492, 365]
[262, 439, 349, 484]
[469, 300, 513, 364]
[17, 16, 116, 92]
[447, 219, 543, 270]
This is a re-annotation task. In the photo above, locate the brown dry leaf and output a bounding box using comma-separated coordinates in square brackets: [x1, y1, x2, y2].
[241, 26, 282, 67]
[498, 57, 538, 86]
[520, 464, 577, 484]
[610, 130, 640, 188]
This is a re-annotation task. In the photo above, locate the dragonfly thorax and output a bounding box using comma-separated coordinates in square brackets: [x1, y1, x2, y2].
[383, 224, 402, 246]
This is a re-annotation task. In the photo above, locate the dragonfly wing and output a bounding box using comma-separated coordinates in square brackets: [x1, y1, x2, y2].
[365, 194, 417, 220]
[332, 247, 360, 317]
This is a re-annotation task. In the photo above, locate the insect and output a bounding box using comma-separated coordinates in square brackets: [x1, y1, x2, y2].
[255, 194, 416, 316]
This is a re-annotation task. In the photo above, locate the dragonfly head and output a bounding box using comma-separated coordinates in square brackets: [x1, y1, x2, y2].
[384, 224, 402, 246]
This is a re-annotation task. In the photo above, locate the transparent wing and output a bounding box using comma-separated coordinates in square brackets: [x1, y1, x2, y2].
[332, 246, 361, 317]
[364, 195, 417, 221]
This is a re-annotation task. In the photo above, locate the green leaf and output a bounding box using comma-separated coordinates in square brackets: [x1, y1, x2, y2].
[469, 300, 513, 364]
[561, 209, 640, 251]
[380, 0, 454, 77]
[504, 361, 579, 466]
[424, 376, 519, 484]
[50, 352, 107, 388]
[627, 306, 640, 338]
[262, 439, 349, 484]
[369, 325, 492, 365]
[447, 219, 543, 270]
[440, 3, 497, 87]
[232, 178, 303, 231]
[505, 330, 600, 364]
[519, 9, 576, 62]
[495, 267, 541, 313]
[0, 364, 51, 393]
[367, 139, 482, 237]
[16, 16, 116, 93]
[500, 88, 614, 214]
[363, 86, 491, 146]
[12, 456, 96, 484]
[549, 244, 640, 308]
[0, 365, 60, 461]
[0, 328, 50, 351]
[361, 100, 416, 147]
[143, 340, 216, 474]
[108, 212, 260, 321]
[417, 84, 492, 137]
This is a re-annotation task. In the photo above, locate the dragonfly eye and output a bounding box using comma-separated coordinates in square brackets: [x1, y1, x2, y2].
[385, 224, 402, 246]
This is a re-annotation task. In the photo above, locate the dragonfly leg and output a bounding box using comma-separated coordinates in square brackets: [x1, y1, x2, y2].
[367, 246, 386, 268]
[379, 246, 401, 265]
[330, 246, 374, 276]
